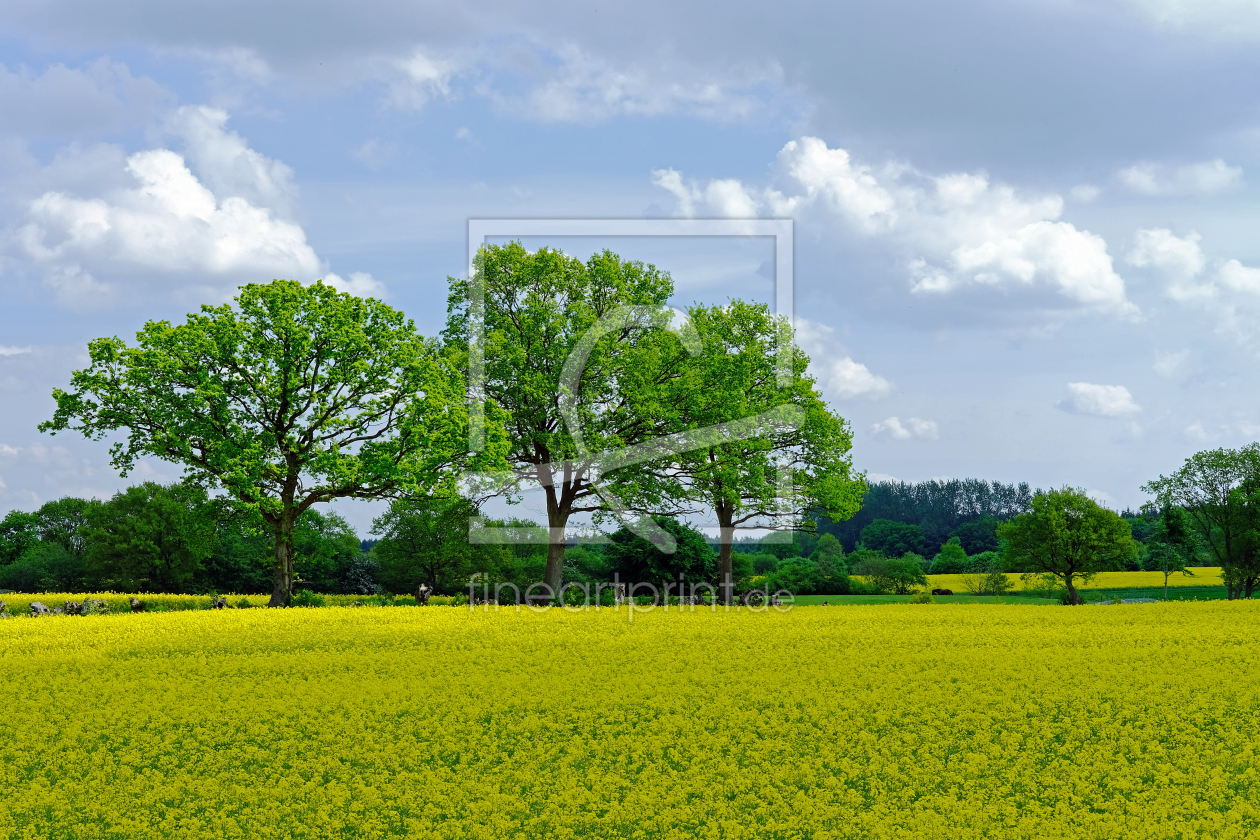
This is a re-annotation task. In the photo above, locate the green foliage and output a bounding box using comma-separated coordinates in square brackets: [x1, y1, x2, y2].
[292, 510, 370, 594]
[0, 509, 40, 566]
[949, 517, 1001, 555]
[750, 552, 780, 575]
[859, 519, 926, 558]
[998, 487, 1137, 605]
[765, 557, 820, 595]
[0, 542, 85, 593]
[85, 482, 216, 593]
[289, 589, 327, 608]
[445, 243, 680, 595]
[603, 517, 716, 585]
[908, 591, 934, 604]
[966, 550, 1003, 573]
[852, 554, 927, 594]
[815, 478, 1038, 552]
[1143, 446, 1260, 599]
[372, 496, 511, 595]
[929, 536, 968, 574]
[42, 279, 509, 607]
[809, 533, 847, 577]
[1141, 505, 1198, 598]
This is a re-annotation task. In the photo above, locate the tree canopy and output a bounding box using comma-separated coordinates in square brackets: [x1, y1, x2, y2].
[997, 487, 1137, 605]
[632, 300, 863, 603]
[41, 279, 508, 606]
[445, 243, 698, 597]
[1142, 444, 1260, 599]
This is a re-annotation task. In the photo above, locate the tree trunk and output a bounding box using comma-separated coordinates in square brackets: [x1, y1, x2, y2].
[268, 516, 296, 608]
[543, 538, 566, 602]
[717, 514, 735, 606]
[1164, 572, 1170, 602]
[542, 482, 570, 603]
[1063, 575, 1083, 606]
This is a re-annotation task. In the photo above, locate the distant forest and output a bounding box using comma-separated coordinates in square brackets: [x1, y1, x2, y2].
[721, 478, 1146, 557]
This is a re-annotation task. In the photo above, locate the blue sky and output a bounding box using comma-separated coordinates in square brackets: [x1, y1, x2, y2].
[3, 0, 1260, 533]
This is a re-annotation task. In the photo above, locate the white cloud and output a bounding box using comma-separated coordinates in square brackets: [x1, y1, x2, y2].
[0, 346, 32, 356]
[793, 318, 894, 400]
[1125, 228, 1260, 340]
[1117, 159, 1243, 196]
[10, 107, 373, 308]
[1127, 228, 1206, 277]
[1060, 382, 1141, 416]
[1070, 184, 1101, 202]
[500, 44, 783, 123]
[379, 41, 785, 124]
[388, 49, 459, 109]
[816, 356, 895, 400]
[871, 416, 938, 440]
[1153, 349, 1190, 377]
[654, 136, 1135, 316]
[1217, 259, 1260, 295]
[324, 271, 387, 299]
[166, 105, 298, 216]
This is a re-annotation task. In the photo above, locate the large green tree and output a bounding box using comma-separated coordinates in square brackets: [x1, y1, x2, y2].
[445, 244, 689, 597]
[1142, 445, 1260, 600]
[637, 301, 864, 604]
[41, 280, 508, 606]
[997, 487, 1137, 605]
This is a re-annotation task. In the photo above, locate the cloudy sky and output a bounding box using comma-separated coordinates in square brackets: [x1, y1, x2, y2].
[3, 0, 1260, 531]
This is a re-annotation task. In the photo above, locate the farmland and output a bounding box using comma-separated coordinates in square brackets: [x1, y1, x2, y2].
[4, 602, 1259, 838]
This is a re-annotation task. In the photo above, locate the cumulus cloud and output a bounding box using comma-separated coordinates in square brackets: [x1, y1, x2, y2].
[653, 136, 1135, 316]
[1117, 159, 1243, 196]
[871, 416, 939, 440]
[1059, 383, 1141, 416]
[793, 318, 894, 400]
[1125, 228, 1260, 340]
[9, 107, 377, 307]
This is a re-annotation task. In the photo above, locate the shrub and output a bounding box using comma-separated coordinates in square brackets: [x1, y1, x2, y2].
[908, 591, 934, 604]
[289, 589, 327, 608]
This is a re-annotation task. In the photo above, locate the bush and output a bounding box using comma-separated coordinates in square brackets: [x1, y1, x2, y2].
[929, 537, 968, 574]
[290, 589, 327, 608]
[908, 591, 934, 604]
[853, 554, 927, 594]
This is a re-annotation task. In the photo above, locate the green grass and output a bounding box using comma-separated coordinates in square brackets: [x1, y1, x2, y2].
[790, 593, 1059, 606]
[1080, 585, 1228, 603]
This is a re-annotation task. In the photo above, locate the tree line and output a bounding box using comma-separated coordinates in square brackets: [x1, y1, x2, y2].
[36, 245, 865, 605]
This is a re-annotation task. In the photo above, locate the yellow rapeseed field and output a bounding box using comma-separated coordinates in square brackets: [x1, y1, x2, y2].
[927, 567, 1222, 594]
[3, 602, 1259, 839]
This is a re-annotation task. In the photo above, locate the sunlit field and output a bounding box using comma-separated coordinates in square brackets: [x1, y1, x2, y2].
[4, 602, 1259, 839]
